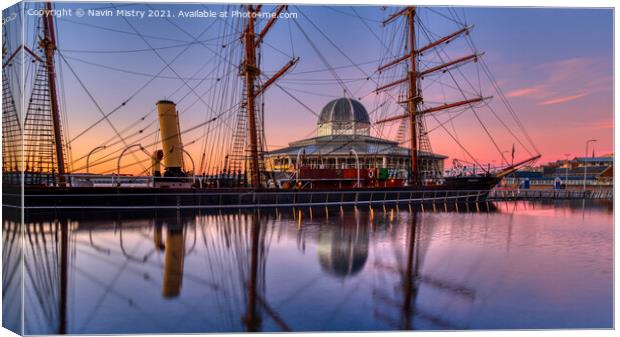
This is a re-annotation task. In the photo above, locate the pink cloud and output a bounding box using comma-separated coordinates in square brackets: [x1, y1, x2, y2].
[541, 57, 598, 83]
[539, 93, 587, 105]
[497, 58, 609, 102]
[506, 86, 542, 98]
[584, 75, 613, 93]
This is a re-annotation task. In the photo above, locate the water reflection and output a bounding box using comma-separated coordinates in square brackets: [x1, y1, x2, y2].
[318, 210, 369, 278]
[157, 213, 187, 298]
[9, 200, 613, 334]
[2, 208, 22, 334]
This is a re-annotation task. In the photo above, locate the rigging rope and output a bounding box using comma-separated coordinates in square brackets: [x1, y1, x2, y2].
[70, 4, 242, 174]
[73, 113, 227, 172]
[56, 51, 148, 172]
[58, 17, 192, 43]
[417, 16, 507, 167]
[292, 9, 353, 97]
[58, 34, 233, 54]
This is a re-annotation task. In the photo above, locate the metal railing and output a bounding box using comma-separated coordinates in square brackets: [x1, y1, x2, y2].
[15, 188, 491, 210]
[489, 188, 613, 200]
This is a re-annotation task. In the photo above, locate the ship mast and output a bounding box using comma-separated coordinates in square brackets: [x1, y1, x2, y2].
[243, 5, 261, 190]
[241, 5, 298, 189]
[41, 1, 66, 185]
[377, 6, 487, 183]
[406, 8, 419, 183]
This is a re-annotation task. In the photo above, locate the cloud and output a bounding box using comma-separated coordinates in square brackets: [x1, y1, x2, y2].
[539, 93, 587, 105]
[506, 86, 542, 98]
[541, 57, 599, 83]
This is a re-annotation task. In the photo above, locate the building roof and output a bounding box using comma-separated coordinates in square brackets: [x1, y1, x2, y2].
[544, 165, 610, 174]
[510, 171, 544, 179]
[318, 97, 370, 125]
[540, 165, 611, 180]
[574, 156, 614, 163]
[265, 134, 447, 159]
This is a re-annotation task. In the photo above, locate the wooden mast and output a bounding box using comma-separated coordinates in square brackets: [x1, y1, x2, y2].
[406, 7, 419, 184]
[41, 1, 66, 185]
[242, 5, 297, 190]
[377, 7, 489, 183]
[243, 5, 261, 189]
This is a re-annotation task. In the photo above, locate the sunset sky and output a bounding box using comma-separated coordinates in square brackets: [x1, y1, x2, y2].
[8, 2, 613, 174]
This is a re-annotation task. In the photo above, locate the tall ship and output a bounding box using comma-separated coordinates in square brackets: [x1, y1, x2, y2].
[2, 3, 540, 209]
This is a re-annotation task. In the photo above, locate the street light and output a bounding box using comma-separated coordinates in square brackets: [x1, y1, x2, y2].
[583, 139, 597, 191]
[86, 145, 107, 174]
[117, 144, 144, 187]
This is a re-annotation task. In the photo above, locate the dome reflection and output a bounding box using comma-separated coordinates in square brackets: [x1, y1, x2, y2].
[317, 211, 370, 278]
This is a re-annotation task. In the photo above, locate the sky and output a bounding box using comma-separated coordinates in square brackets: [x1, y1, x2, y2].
[4, 2, 613, 174]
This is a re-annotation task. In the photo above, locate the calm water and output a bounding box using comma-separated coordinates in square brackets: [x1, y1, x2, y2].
[3, 200, 613, 334]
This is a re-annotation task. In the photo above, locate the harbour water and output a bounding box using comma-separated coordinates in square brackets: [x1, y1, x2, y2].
[3, 200, 613, 334]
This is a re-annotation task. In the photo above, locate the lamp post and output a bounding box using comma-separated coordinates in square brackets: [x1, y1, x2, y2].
[117, 144, 143, 187]
[86, 145, 107, 174]
[350, 149, 360, 188]
[583, 139, 597, 191]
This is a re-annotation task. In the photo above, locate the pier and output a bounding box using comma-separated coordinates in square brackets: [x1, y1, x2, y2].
[489, 188, 613, 201]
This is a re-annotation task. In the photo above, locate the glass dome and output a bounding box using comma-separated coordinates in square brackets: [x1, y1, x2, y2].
[317, 98, 371, 136]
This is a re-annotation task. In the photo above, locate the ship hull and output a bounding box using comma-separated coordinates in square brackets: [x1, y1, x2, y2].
[4, 177, 500, 210]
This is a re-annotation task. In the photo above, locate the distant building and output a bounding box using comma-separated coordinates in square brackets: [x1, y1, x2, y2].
[549, 155, 613, 169]
[264, 97, 447, 178]
[504, 154, 613, 188]
[572, 156, 614, 168]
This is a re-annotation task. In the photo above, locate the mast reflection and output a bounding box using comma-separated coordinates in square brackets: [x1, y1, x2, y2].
[20, 212, 70, 335]
[59, 219, 68, 334]
[243, 210, 262, 331]
[373, 210, 476, 330]
[400, 212, 419, 330]
[2, 208, 22, 334]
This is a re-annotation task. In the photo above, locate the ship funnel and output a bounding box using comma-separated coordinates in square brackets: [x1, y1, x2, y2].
[156, 100, 185, 176]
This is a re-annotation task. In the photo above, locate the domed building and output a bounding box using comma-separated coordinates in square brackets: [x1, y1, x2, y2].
[317, 97, 371, 136]
[265, 97, 446, 177]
